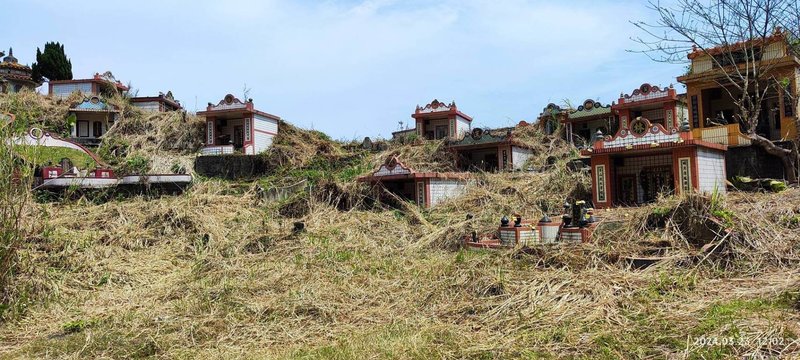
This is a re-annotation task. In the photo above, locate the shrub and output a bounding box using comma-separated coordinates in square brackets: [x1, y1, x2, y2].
[0, 114, 34, 318]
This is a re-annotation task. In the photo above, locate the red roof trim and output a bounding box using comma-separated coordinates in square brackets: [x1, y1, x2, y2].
[687, 32, 785, 59]
[198, 107, 280, 121]
[130, 96, 182, 109]
[49, 77, 129, 91]
[582, 139, 727, 156]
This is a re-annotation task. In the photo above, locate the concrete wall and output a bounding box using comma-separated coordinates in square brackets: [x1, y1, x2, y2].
[696, 148, 727, 194]
[511, 146, 533, 170]
[456, 115, 471, 137]
[194, 155, 271, 179]
[726, 143, 789, 180]
[428, 178, 468, 207]
[133, 101, 161, 112]
[52, 83, 92, 98]
[254, 114, 278, 154]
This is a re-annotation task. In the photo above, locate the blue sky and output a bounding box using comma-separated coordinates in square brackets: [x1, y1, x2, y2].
[3, 0, 685, 139]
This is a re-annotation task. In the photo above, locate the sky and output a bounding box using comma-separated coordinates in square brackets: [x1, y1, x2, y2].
[3, 0, 685, 139]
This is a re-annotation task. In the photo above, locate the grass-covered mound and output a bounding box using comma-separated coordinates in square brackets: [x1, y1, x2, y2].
[13, 145, 97, 169]
[98, 107, 205, 174]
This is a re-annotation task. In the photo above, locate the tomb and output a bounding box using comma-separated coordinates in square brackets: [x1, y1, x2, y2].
[412, 99, 472, 140]
[612, 83, 686, 133]
[447, 123, 535, 172]
[358, 156, 471, 208]
[14, 125, 192, 193]
[564, 99, 616, 148]
[679, 30, 798, 146]
[49, 72, 129, 99]
[0, 48, 39, 93]
[198, 94, 280, 155]
[68, 96, 120, 146]
[584, 118, 727, 208]
[537, 103, 569, 136]
[48, 72, 129, 147]
[131, 91, 182, 112]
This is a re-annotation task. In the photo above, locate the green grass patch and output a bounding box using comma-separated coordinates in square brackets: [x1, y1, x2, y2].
[637, 272, 697, 301]
[14, 145, 96, 169]
[288, 323, 460, 359]
[21, 324, 159, 359]
[694, 298, 790, 336]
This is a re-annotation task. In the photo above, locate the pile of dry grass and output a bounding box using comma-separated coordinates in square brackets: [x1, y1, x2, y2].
[100, 108, 205, 173]
[102, 109, 205, 155]
[0, 90, 79, 136]
[1, 184, 798, 358]
[263, 121, 349, 170]
[510, 124, 577, 168]
[371, 139, 458, 173]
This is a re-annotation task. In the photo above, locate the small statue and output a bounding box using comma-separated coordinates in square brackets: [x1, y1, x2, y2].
[573, 200, 588, 228]
[500, 215, 510, 227]
[562, 201, 573, 228]
[514, 214, 522, 227]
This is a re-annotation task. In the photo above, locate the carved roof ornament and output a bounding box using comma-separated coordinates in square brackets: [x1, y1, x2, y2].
[615, 83, 677, 107]
[98, 71, 118, 83]
[208, 93, 249, 109]
[470, 128, 484, 140]
[368, 155, 415, 177]
[2, 48, 17, 64]
[573, 99, 611, 112]
[544, 103, 561, 112]
[680, 118, 691, 132]
[594, 129, 604, 141]
[72, 96, 118, 111]
[623, 83, 670, 99]
[540, 103, 567, 118]
[416, 99, 457, 113]
[450, 127, 513, 147]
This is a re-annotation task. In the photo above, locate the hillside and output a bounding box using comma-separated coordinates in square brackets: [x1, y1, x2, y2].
[1, 91, 799, 359]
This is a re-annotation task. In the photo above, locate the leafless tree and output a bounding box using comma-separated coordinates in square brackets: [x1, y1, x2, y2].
[632, 0, 800, 182]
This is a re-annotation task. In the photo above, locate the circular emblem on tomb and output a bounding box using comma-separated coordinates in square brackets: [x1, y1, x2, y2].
[471, 128, 484, 140]
[631, 119, 648, 135]
[29, 127, 44, 140]
[583, 99, 594, 110]
[224, 94, 235, 104]
[90, 96, 100, 104]
[640, 83, 651, 94]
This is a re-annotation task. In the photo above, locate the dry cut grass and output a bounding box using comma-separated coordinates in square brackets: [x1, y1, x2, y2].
[0, 173, 797, 359]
